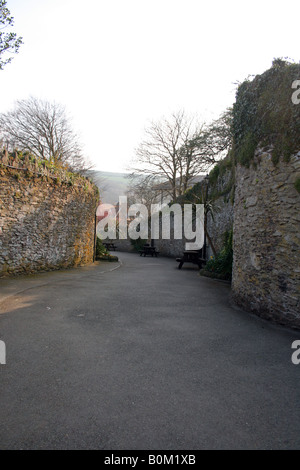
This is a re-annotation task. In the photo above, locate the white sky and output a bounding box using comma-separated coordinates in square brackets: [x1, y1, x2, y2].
[1, 0, 299, 172]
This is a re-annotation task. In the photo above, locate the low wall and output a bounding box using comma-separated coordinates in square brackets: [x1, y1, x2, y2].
[113, 238, 135, 253]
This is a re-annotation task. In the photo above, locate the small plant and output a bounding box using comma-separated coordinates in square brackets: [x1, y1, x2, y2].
[202, 229, 233, 280]
[96, 237, 108, 257]
[96, 237, 118, 262]
[208, 164, 220, 184]
[130, 238, 148, 252]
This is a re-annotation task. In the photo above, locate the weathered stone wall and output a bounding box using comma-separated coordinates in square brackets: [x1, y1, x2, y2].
[154, 169, 234, 259]
[112, 238, 135, 253]
[154, 232, 185, 258]
[232, 149, 300, 328]
[206, 168, 234, 258]
[0, 152, 99, 276]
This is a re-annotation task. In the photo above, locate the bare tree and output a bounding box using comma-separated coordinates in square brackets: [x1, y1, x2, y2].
[187, 109, 233, 164]
[126, 175, 161, 212]
[0, 96, 92, 173]
[0, 0, 23, 70]
[129, 110, 229, 201]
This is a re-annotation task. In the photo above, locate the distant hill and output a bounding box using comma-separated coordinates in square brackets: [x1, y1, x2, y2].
[90, 171, 130, 204]
[89, 171, 207, 205]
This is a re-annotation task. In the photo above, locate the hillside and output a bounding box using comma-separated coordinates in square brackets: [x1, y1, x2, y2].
[90, 171, 130, 204]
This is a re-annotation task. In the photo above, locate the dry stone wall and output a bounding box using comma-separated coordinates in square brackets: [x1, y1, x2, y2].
[206, 168, 234, 258]
[0, 151, 99, 276]
[232, 149, 300, 328]
[154, 170, 234, 259]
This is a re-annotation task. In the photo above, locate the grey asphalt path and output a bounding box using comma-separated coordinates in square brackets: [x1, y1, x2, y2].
[0, 252, 299, 450]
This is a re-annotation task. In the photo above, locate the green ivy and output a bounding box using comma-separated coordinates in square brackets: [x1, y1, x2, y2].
[232, 59, 300, 166]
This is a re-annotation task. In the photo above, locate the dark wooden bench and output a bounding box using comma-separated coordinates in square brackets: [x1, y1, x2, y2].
[176, 250, 206, 269]
[103, 242, 117, 251]
[139, 245, 160, 257]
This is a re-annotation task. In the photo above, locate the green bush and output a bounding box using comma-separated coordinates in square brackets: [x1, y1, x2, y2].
[203, 230, 233, 280]
[130, 238, 148, 252]
[96, 237, 118, 262]
[96, 237, 108, 257]
[208, 164, 220, 184]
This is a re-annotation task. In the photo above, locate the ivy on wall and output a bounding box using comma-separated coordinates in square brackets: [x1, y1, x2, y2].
[232, 59, 300, 167]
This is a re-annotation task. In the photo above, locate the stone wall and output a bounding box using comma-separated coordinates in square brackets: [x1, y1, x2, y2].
[206, 168, 234, 258]
[154, 233, 185, 258]
[113, 238, 135, 253]
[232, 149, 300, 328]
[0, 151, 99, 276]
[154, 169, 234, 259]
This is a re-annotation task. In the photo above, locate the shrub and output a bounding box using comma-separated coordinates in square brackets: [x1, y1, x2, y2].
[96, 237, 118, 262]
[203, 229, 233, 280]
[130, 238, 148, 252]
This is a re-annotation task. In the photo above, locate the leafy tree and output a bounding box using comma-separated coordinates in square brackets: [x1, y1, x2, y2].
[0, 0, 23, 70]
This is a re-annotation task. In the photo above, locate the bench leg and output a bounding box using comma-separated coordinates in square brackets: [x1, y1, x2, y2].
[178, 261, 183, 269]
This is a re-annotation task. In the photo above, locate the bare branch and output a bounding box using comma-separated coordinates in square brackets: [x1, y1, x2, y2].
[0, 96, 92, 173]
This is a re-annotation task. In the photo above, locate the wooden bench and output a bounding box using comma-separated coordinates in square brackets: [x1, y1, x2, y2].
[103, 242, 117, 251]
[139, 245, 160, 257]
[176, 250, 206, 269]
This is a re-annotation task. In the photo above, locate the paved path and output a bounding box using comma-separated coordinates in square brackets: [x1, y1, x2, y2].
[0, 252, 299, 450]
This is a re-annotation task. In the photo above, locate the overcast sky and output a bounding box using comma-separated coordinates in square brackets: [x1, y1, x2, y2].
[1, 0, 299, 172]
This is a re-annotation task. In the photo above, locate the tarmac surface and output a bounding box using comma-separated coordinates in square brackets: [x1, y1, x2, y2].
[0, 252, 299, 449]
